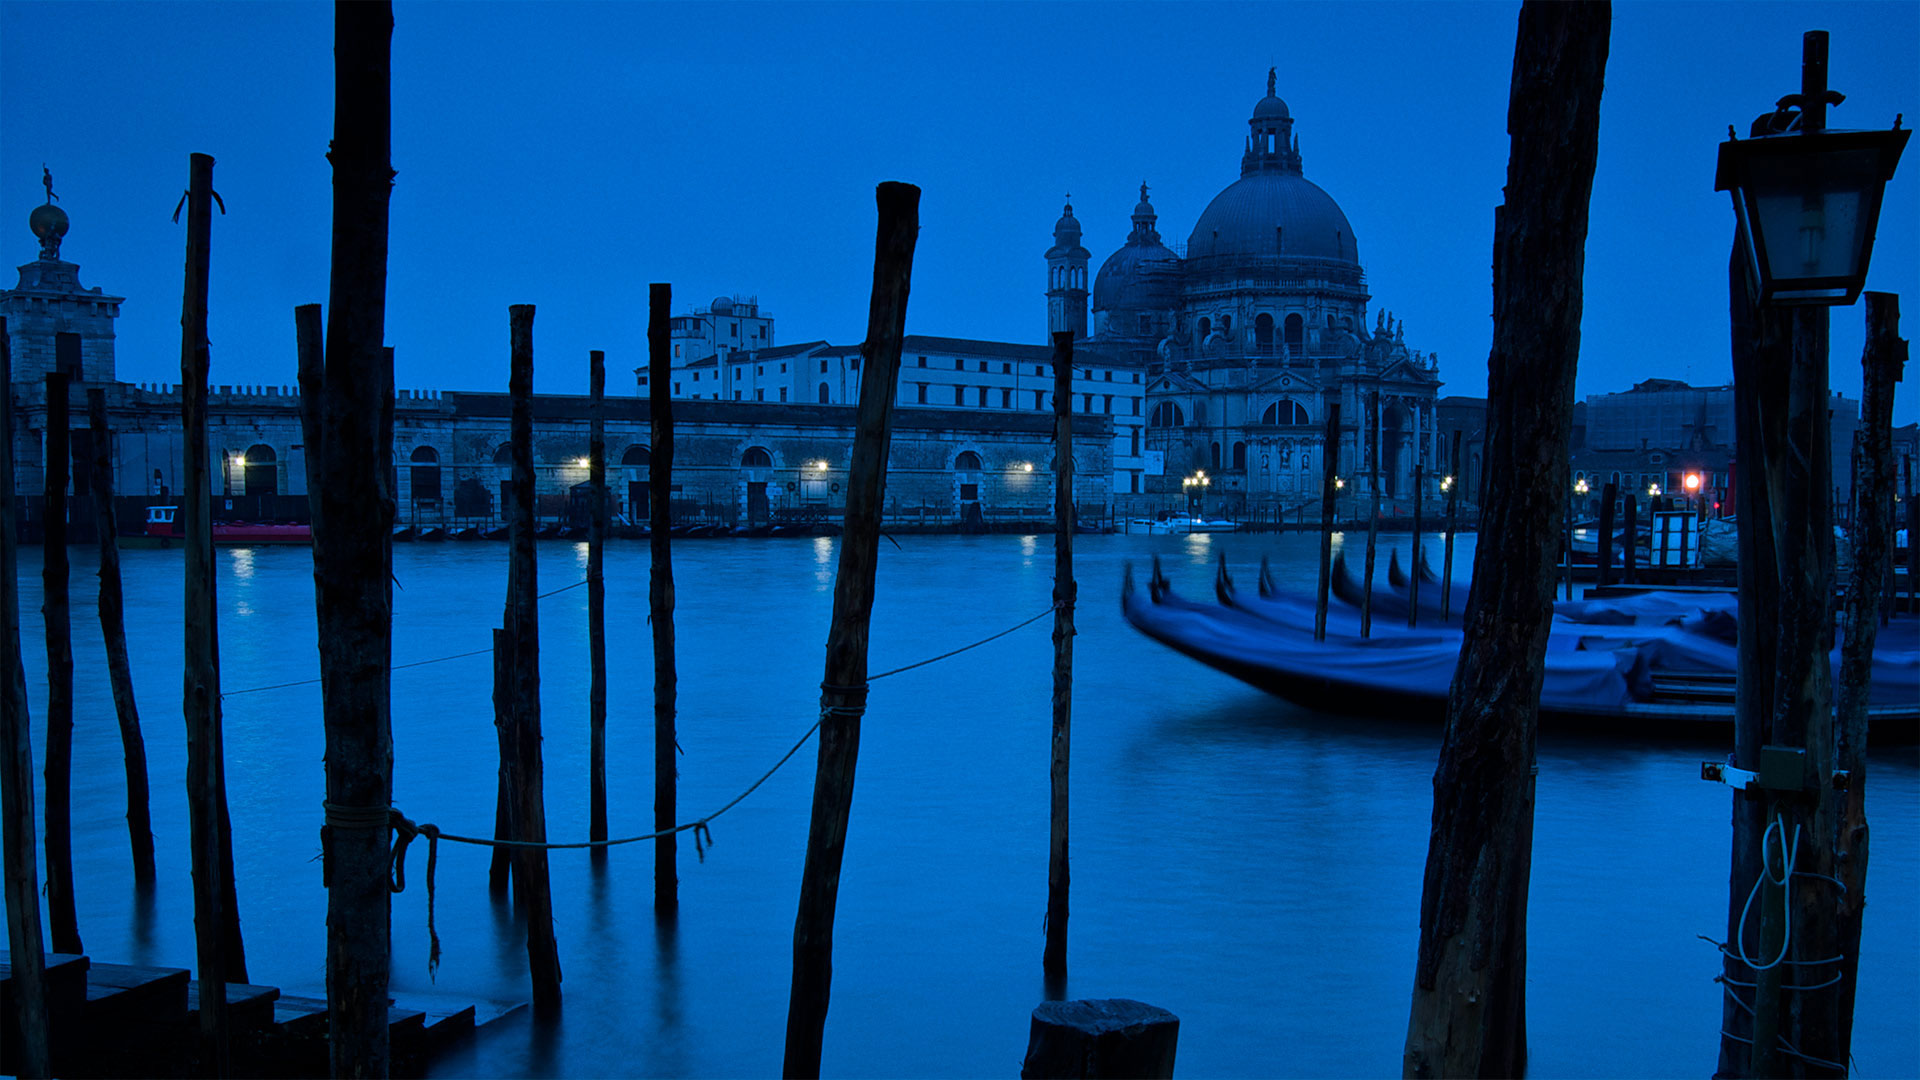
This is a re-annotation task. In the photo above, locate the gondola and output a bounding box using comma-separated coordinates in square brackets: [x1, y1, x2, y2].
[1122, 557, 1919, 741]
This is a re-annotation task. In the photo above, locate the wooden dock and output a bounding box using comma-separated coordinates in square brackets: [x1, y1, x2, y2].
[2, 952, 504, 1077]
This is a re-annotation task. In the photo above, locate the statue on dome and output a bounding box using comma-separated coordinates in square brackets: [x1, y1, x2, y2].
[1267, 67, 1277, 97]
[43, 166, 59, 204]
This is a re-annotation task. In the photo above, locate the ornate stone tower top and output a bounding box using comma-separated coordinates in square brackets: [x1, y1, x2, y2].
[4, 171, 124, 384]
[1045, 197, 1090, 340]
[1242, 68, 1304, 177]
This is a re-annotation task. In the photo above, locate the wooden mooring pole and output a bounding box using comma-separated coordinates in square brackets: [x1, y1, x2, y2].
[1441, 430, 1460, 620]
[503, 304, 562, 1007]
[1403, 5, 1608, 1076]
[1409, 463, 1423, 627]
[1313, 403, 1340, 641]
[309, 5, 397, 1071]
[1, 320, 51, 1079]
[783, 181, 919, 1080]
[1620, 491, 1637, 585]
[180, 150, 249, 1075]
[42, 369, 80, 956]
[1819, 291, 1905, 1069]
[1044, 330, 1075, 985]
[649, 283, 678, 914]
[1360, 389, 1380, 639]
[1596, 481, 1616, 589]
[589, 349, 608, 858]
[89, 387, 156, 885]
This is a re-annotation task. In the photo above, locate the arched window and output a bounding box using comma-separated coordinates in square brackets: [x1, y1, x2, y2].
[1262, 400, 1310, 425]
[409, 445, 441, 503]
[243, 444, 278, 496]
[742, 446, 773, 469]
[1232, 442, 1247, 470]
[622, 445, 650, 468]
[1284, 313, 1304, 348]
[1254, 313, 1274, 346]
[1149, 402, 1185, 428]
[954, 450, 982, 471]
[1196, 316, 1212, 341]
[818, 383, 831, 403]
[492, 443, 514, 465]
[1210, 442, 1222, 470]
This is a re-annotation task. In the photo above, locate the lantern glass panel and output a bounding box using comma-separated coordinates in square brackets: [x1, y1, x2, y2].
[1742, 146, 1883, 301]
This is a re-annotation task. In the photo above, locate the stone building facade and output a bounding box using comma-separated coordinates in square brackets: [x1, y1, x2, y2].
[5, 200, 1111, 532]
[1055, 72, 1447, 518]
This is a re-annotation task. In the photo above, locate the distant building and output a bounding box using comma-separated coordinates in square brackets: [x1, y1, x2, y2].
[1058, 71, 1447, 515]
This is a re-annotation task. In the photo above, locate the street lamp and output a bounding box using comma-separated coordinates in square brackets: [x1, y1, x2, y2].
[1574, 477, 1590, 496]
[1440, 474, 1453, 493]
[1648, 482, 1661, 499]
[1183, 469, 1211, 516]
[1715, 45, 1908, 305]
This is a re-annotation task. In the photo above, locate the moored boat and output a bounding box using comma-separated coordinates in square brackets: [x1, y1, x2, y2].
[142, 505, 312, 546]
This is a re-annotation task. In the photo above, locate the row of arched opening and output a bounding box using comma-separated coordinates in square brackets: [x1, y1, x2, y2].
[1147, 399, 1313, 429]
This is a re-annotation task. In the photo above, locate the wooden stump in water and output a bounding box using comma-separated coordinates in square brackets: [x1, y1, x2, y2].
[1020, 999, 1178, 1080]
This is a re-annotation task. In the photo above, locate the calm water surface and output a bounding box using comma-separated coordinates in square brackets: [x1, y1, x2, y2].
[18, 533, 1920, 1077]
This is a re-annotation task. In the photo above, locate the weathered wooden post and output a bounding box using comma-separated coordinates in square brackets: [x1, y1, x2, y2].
[1360, 389, 1380, 638]
[589, 349, 608, 857]
[1044, 330, 1075, 984]
[1, 321, 51, 1079]
[1907, 458, 1917, 615]
[648, 282, 678, 914]
[1313, 403, 1340, 641]
[1563, 480, 1575, 600]
[490, 629, 512, 895]
[1818, 291, 1905, 1069]
[1021, 999, 1179, 1080]
[1441, 430, 1460, 619]
[42, 370, 80, 956]
[504, 304, 562, 1007]
[89, 387, 156, 884]
[179, 150, 249, 1074]
[1620, 491, 1637, 585]
[307, 4, 397, 1072]
[783, 181, 919, 1080]
[1403, 5, 1608, 1076]
[1409, 463, 1423, 627]
[1595, 481, 1616, 589]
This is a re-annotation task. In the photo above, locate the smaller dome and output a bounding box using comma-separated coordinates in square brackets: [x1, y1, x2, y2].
[1054, 202, 1081, 238]
[1252, 95, 1290, 121]
[710, 296, 734, 313]
[30, 202, 68, 242]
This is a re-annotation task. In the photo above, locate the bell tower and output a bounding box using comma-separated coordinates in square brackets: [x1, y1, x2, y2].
[2, 170, 123, 386]
[1045, 198, 1089, 341]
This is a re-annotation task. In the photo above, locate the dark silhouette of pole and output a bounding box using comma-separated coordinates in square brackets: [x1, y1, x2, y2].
[42, 369, 79, 956]
[1044, 330, 1075, 984]
[783, 181, 919, 1080]
[1821, 291, 1904, 1069]
[1314, 403, 1341, 640]
[1442, 430, 1460, 619]
[310, 4, 397, 1073]
[1, 320, 51, 1079]
[504, 304, 562, 1007]
[89, 387, 155, 885]
[1596, 481, 1616, 589]
[649, 284, 678, 914]
[1403, 5, 1609, 1076]
[1360, 389, 1380, 638]
[1409, 463, 1424, 627]
[180, 149, 244, 1075]
[589, 349, 608, 858]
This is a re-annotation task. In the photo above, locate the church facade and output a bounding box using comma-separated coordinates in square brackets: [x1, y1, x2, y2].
[1050, 72, 1446, 515]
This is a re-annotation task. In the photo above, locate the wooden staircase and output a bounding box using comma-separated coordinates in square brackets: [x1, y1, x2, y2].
[3, 952, 501, 1077]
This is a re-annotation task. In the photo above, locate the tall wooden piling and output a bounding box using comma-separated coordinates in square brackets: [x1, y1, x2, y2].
[308, 5, 397, 1072]
[181, 150, 251, 1074]
[89, 387, 156, 884]
[504, 304, 562, 1007]
[648, 283, 678, 913]
[1441, 430, 1460, 620]
[1360, 389, 1380, 638]
[42, 370, 80, 956]
[1408, 464, 1423, 627]
[589, 349, 608, 855]
[1621, 492, 1637, 585]
[1044, 330, 1075, 983]
[1313, 403, 1341, 641]
[783, 181, 919, 1080]
[1596, 481, 1616, 589]
[1, 320, 52, 1080]
[1819, 291, 1905, 1068]
[1562, 481, 1575, 600]
[1403, 6, 1608, 1076]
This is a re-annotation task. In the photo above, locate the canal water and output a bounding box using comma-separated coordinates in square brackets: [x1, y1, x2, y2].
[16, 533, 1919, 1077]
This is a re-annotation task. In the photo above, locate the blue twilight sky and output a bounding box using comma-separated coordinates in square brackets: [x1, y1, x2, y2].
[3, 2, 1916, 422]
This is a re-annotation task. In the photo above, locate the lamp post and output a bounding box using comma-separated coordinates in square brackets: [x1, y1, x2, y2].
[1683, 470, 1702, 514]
[1182, 469, 1210, 518]
[1711, 30, 1906, 1078]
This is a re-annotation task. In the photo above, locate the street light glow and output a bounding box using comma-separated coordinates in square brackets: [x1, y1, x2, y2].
[1683, 472, 1702, 493]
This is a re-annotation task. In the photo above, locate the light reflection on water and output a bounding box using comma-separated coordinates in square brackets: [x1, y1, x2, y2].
[16, 534, 1919, 1078]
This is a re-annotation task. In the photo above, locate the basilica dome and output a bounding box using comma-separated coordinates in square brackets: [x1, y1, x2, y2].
[1186, 172, 1358, 264]
[1093, 183, 1181, 320]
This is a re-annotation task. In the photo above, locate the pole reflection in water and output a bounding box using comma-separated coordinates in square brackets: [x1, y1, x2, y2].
[11, 536, 1917, 1077]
